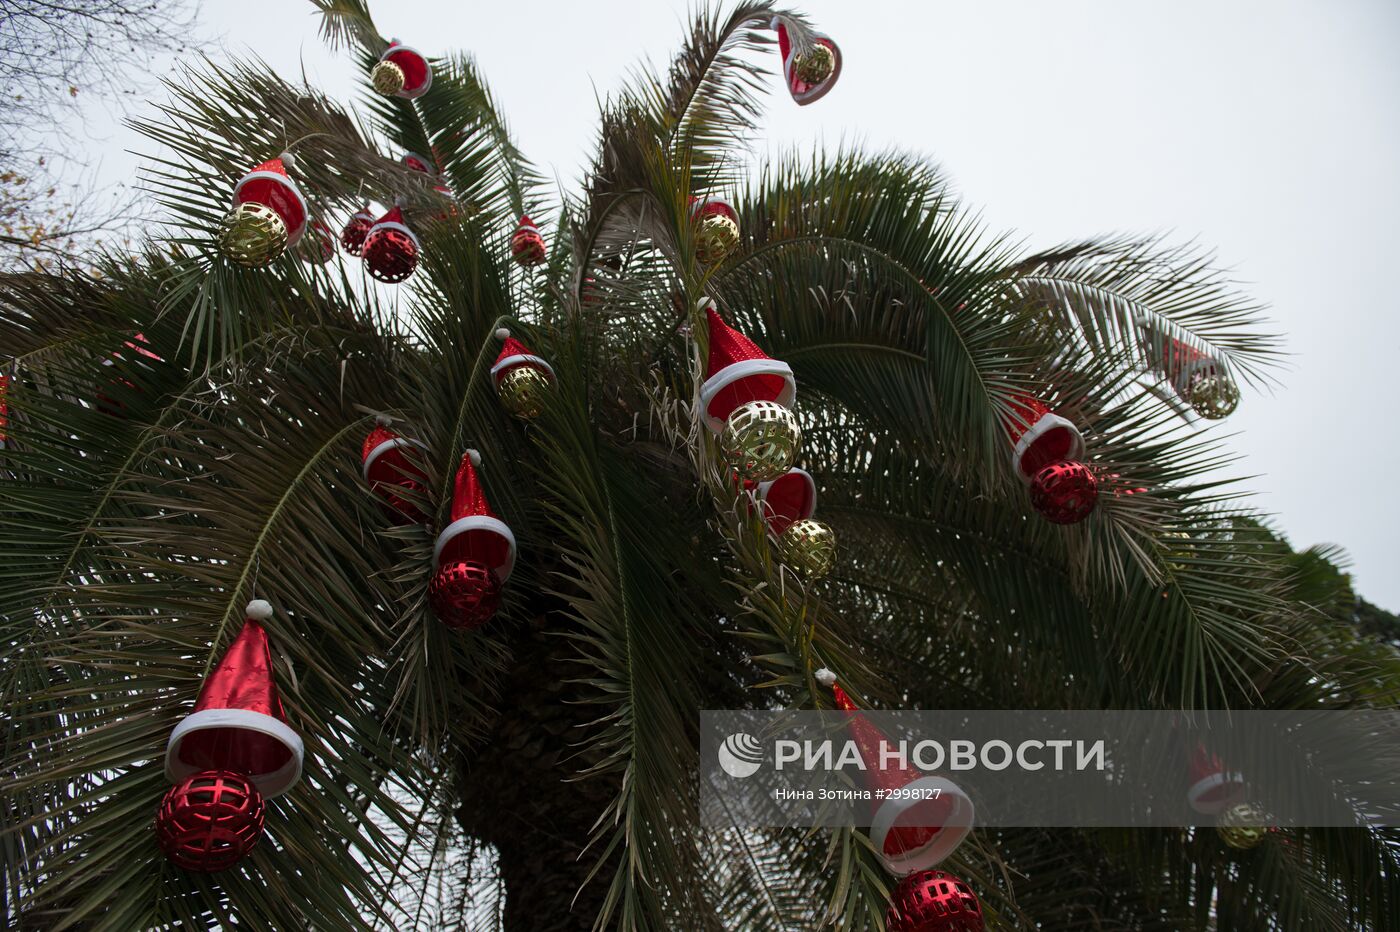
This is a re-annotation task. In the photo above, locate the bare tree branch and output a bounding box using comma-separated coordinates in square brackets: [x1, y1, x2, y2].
[0, 0, 203, 267]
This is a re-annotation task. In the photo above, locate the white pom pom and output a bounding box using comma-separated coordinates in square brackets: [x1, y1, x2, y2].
[375, 413, 393, 426]
[246, 599, 274, 620]
[467, 448, 481, 466]
[279, 151, 298, 173]
[695, 297, 716, 313]
[495, 328, 511, 340]
[814, 668, 837, 687]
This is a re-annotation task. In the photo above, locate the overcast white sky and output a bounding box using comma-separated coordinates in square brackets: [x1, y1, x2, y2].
[82, 1, 1400, 607]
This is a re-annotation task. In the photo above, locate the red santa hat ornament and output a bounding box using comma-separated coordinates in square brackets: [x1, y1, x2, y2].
[752, 467, 816, 537]
[433, 450, 516, 580]
[1001, 392, 1085, 482]
[491, 328, 555, 420]
[362, 415, 429, 522]
[362, 206, 420, 284]
[372, 40, 432, 99]
[771, 18, 842, 106]
[702, 300, 801, 482]
[760, 470, 835, 580]
[430, 450, 514, 628]
[690, 195, 740, 264]
[220, 155, 309, 267]
[1163, 335, 1238, 420]
[699, 299, 795, 432]
[164, 601, 304, 798]
[1187, 742, 1248, 816]
[511, 214, 547, 266]
[743, 467, 835, 577]
[816, 669, 975, 874]
[1139, 317, 1240, 420]
[402, 151, 435, 175]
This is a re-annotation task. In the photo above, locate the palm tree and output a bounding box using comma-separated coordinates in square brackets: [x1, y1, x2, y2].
[2, 1, 1397, 929]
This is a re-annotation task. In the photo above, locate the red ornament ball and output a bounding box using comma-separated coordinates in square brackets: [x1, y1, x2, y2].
[887, 870, 984, 932]
[1029, 460, 1098, 525]
[340, 209, 374, 256]
[511, 229, 546, 266]
[362, 226, 420, 283]
[155, 769, 265, 872]
[429, 559, 503, 630]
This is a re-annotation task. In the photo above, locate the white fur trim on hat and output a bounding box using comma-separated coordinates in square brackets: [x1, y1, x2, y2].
[363, 436, 429, 483]
[380, 42, 428, 65]
[490, 354, 555, 383]
[232, 170, 309, 245]
[164, 708, 305, 798]
[1187, 770, 1248, 815]
[690, 196, 737, 223]
[755, 467, 817, 526]
[433, 515, 517, 582]
[1011, 411, 1084, 482]
[869, 775, 976, 875]
[368, 220, 420, 251]
[700, 358, 796, 433]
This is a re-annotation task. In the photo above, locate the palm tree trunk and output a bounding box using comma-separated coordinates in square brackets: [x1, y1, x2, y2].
[455, 612, 617, 931]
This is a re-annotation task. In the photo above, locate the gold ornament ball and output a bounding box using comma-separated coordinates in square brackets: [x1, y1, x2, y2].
[696, 212, 740, 265]
[1217, 803, 1269, 851]
[793, 44, 836, 84]
[1189, 373, 1240, 420]
[497, 366, 553, 420]
[777, 518, 836, 579]
[371, 59, 406, 96]
[218, 202, 288, 267]
[718, 400, 801, 483]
